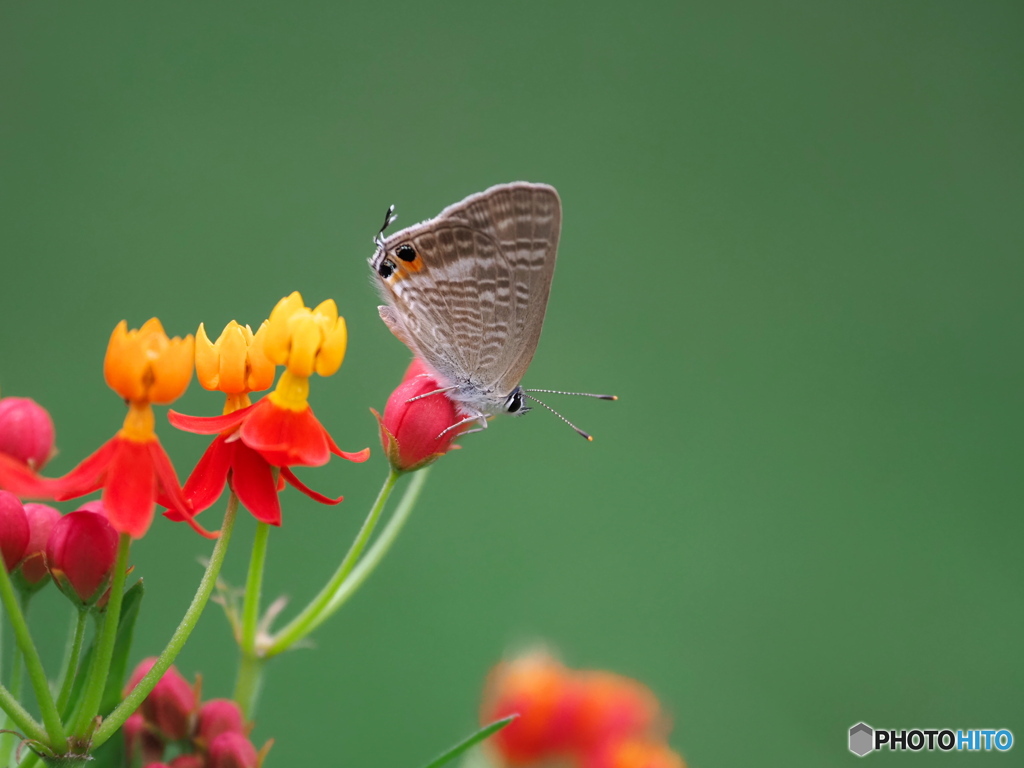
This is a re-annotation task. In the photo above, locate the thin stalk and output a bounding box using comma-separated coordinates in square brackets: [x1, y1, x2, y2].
[91, 494, 239, 748]
[264, 469, 401, 657]
[70, 534, 131, 735]
[313, 467, 430, 630]
[240, 521, 271, 653]
[0, 554, 66, 747]
[0, 681, 48, 745]
[55, 610, 88, 712]
[232, 652, 264, 720]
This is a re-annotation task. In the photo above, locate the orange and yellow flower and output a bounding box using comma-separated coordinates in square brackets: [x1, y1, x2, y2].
[168, 295, 368, 526]
[0, 319, 211, 539]
[481, 651, 682, 768]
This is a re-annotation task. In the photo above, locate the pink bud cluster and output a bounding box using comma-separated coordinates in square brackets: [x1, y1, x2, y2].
[0, 490, 119, 605]
[125, 659, 268, 768]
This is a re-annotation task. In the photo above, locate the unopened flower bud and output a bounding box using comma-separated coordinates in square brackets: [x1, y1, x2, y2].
[375, 359, 465, 473]
[125, 712, 165, 765]
[207, 733, 260, 768]
[125, 659, 197, 741]
[195, 699, 247, 748]
[0, 491, 30, 572]
[45, 510, 119, 606]
[15, 503, 61, 590]
[0, 397, 55, 470]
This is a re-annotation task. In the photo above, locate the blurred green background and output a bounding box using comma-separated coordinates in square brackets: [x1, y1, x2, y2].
[1, 2, 1022, 765]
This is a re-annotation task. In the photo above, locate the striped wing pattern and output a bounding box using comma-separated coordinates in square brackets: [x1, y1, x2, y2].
[373, 182, 561, 409]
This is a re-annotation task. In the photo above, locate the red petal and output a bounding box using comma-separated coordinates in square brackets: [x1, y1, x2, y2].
[323, 429, 371, 463]
[50, 437, 121, 500]
[167, 406, 252, 435]
[165, 436, 234, 521]
[239, 400, 330, 467]
[229, 445, 281, 526]
[0, 453, 61, 499]
[280, 466, 343, 506]
[149, 441, 218, 539]
[103, 439, 156, 539]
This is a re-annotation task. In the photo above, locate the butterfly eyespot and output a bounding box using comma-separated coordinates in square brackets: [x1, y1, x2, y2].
[378, 259, 396, 279]
[396, 244, 417, 262]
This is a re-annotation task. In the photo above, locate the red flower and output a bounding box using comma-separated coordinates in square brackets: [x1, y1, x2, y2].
[374, 358, 467, 473]
[23, 410, 214, 539]
[168, 398, 368, 526]
[0, 319, 209, 539]
[45, 509, 119, 606]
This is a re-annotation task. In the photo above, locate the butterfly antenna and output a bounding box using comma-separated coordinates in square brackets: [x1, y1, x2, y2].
[374, 204, 397, 249]
[524, 389, 618, 400]
[522, 394, 594, 441]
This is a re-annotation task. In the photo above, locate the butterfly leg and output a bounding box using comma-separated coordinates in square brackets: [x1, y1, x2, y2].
[406, 384, 459, 403]
[436, 411, 488, 440]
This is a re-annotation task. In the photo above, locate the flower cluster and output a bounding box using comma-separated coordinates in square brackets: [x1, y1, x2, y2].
[169, 294, 369, 526]
[481, 652, 685, 768]
[0, 491, 119, 606]
[125, 659, 270, 768]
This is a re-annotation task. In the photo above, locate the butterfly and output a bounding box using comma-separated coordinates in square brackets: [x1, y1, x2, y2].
[370, 182, 614, 439]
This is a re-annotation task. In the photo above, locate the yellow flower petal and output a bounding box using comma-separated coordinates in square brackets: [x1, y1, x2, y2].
[149, 334, 194, 403]
[194, 323, 221, 390]
[264, 292, 305, 365]
[247, 321, 276, 392]
[286, 310, 320, 378]
[315, 316, 347, 377]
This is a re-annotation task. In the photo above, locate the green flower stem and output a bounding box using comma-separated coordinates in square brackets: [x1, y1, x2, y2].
[91, 494, 239, 749]
[55, 610, 89, 712]
[232, 518, 271, 718]
[313, 467, 430, 630]
[0, 682, 47, 746]
[232, 652, 264, 720]
[264, 468, 402, 658]
[71, 533, 131, 735]
[240, 521, 271, 653]
[0, 555, 66, 747]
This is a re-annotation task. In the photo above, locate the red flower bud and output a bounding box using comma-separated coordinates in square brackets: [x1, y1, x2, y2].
[45, 509, 119, 605]
[207, 733, 260, 768]
[0, 397, 55, 470]
[17, 503, 61, 586]
[195, 699, 247, 748]
[375, 359, 466, 472]
[169, 755, 207, 768]
[126, 659, 197, 741]
[0, 491, 30, 571]
[125, 712, 166, 765]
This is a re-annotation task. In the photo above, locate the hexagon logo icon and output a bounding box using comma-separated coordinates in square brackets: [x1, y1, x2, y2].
[849, 722, 874, 757]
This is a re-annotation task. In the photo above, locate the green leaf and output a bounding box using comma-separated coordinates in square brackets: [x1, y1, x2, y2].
[419, 715, 516, 768]
[99, 579, 145, 715]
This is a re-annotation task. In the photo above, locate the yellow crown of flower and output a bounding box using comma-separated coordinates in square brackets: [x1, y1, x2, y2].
[195, 320, 275, 395]
[264, 292, 347, 378]
[104, 318, 194, 404]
